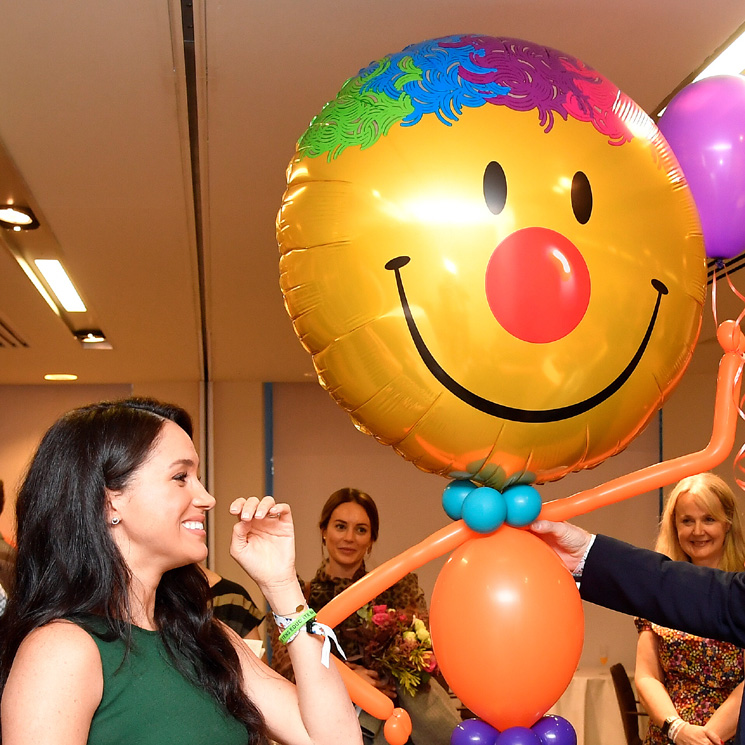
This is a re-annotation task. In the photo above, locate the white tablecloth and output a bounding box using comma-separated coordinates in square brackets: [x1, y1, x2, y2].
[547, 668, 628, 745]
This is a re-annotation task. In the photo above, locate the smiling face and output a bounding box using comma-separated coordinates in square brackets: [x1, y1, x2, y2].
[278, 36, 706, 489]
[674, 491, 729, 568]
[322, 502, 374, 578]
[108, 420, 215, 577]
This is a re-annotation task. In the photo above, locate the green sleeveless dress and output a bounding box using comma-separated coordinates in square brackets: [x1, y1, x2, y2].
[80, 619, 250, 744]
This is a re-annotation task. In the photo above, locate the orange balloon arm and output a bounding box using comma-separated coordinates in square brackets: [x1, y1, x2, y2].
[317, 520, 475, 629]
[327, 645, 413, 744]
[332, 660, 413, 744]
[317, 523, 472, 740]
[541, 325, 744, 522]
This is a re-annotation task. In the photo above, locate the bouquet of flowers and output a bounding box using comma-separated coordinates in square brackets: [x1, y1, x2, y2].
[345, 603, 438, 697]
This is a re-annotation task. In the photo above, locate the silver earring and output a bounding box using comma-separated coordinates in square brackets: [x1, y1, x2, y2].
[111, 517, 121, 525]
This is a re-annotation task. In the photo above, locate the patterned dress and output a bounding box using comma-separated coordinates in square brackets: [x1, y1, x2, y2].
[270, 562, 427, 681]
[635, 618, 744, 745]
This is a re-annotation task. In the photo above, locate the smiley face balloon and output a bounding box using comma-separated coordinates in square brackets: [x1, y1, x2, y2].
[277, 35, 706, 491]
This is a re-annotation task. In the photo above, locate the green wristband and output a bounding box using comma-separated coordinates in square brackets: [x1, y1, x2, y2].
[278, 607, 317, 644]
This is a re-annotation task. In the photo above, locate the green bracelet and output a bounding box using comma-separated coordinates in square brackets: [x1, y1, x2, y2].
[278, 607, 317, 644]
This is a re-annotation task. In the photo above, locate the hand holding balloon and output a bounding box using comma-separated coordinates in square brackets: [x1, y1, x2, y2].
[529, 521, 593, 573]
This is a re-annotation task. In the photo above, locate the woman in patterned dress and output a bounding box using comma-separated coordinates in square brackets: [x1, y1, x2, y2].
[635, 473, 745, 745]
[271, 487, 460, 745]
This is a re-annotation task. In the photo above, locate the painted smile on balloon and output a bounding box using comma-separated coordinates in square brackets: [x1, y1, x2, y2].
[385, 255, 669, 423]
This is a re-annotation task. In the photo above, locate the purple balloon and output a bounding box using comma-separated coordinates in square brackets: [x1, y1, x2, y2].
[532, 715, 578, 745]
[451, 718, 500, 745]
[496, 726, 542, 745]
[658, 74, 745, 259]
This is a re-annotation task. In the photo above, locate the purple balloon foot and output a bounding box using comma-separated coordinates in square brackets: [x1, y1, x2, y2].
[532, 715, 577, 745]
[451, 718, 500, 745]
[496, 726, 542, 744]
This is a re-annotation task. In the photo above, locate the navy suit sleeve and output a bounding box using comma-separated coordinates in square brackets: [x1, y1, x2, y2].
[580, 534, 745, 647]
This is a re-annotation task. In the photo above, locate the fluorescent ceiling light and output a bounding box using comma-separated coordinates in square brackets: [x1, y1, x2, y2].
[14, 256, 60, 315]
[44, 373, 78, 381]
[33, 259, 87, 312]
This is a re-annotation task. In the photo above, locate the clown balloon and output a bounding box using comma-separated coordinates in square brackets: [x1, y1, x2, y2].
[278, 35, 705, 492]
[277, 35, 743, 744]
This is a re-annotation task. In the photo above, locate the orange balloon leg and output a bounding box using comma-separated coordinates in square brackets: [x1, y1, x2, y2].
[333, 657, 411, 745]
[334, 658, 412, 744]
[430, 527, 584, 731]
[332, 658, 395, 720]
[332, 660, 412, 745]
[542, 322, 744, 521]
[317, 522, 475, 743]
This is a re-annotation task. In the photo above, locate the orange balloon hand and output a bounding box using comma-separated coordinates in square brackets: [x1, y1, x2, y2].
[717, 319, 745, 355]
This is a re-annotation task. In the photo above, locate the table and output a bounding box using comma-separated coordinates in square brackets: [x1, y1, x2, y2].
[547, 668, 629, 745]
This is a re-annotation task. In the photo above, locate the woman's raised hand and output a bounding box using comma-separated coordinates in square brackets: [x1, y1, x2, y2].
[229, 496, 296, 591]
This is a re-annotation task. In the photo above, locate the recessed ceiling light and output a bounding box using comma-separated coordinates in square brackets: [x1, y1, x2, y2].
[72, 328, 112, 350]
[0, 205, 39, 230]
[44, 373, 78, 381]
[75, 330, 106, 343]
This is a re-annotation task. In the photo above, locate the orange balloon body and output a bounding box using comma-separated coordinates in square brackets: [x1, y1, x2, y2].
[430, 527, 583, 731]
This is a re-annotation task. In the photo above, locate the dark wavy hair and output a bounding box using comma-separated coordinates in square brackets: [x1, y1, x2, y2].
[0, 397, 268, 744]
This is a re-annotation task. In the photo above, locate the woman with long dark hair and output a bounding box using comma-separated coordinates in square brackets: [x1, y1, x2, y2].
[0, 397, 361, 745]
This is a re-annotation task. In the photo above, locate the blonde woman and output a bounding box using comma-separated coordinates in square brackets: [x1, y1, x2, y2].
[635, 474, 745, 745]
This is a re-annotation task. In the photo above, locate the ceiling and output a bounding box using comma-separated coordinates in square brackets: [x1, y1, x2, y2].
[1, 1, 744, 386]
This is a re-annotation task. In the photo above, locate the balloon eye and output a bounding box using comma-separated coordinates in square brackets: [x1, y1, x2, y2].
[571, 171, 592, 224]
[483, 161, 507, 215]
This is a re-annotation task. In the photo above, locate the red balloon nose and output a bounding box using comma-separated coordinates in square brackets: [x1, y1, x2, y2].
[485, 227, 591, 343]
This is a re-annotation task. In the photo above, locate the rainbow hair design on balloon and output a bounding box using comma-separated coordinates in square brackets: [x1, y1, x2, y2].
[298, 35, 641, 161]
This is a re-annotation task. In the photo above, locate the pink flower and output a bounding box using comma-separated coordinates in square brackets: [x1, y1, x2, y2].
[423, 652, 438, 673]
[372, 605, 388, 614]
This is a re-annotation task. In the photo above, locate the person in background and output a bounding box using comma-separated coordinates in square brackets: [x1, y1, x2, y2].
[0, 397, 361, 745]
[202, 566, 264, 640]
[270, 487, 460, 745]
[530, 507, 745, 745]
[0, 480, 17, 596]
[635, 474, 745, 745]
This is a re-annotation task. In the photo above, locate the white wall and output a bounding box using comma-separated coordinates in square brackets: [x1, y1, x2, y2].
[210, 381, 266, 601]
[0, 384, 132, 537]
